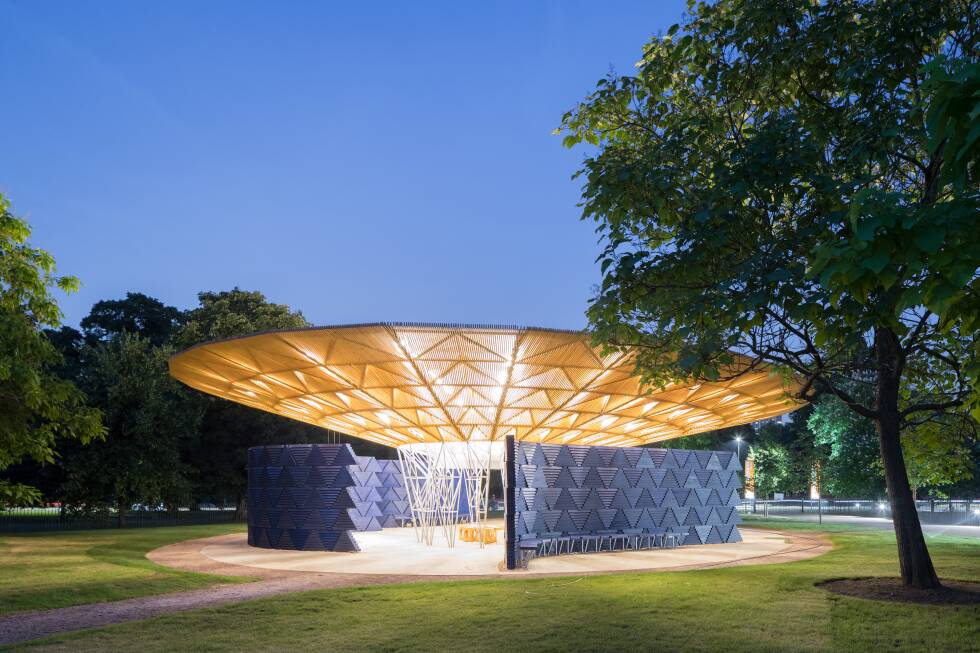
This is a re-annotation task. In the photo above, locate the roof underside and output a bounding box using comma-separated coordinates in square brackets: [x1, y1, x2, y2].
[168, 323, 802, 449]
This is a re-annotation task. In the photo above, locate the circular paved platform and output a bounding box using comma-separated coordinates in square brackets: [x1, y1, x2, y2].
[191, 521, 825, 577]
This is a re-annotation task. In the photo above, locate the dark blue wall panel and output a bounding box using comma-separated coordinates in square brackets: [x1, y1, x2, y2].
[247, 444, 410, 552]
[507, 441, 742, 566]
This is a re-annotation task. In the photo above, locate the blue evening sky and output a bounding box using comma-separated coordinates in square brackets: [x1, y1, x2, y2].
[1, 1, 687, 330]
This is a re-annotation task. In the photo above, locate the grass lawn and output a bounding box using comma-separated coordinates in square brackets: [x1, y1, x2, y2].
[0, 523, 249, 616]
[6, 517, 979, 652]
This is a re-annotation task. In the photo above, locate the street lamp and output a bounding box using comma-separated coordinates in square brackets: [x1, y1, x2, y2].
[735, 435, 742, 460]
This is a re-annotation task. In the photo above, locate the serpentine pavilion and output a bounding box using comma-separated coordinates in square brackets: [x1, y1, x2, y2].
[170, 323, 802, 571]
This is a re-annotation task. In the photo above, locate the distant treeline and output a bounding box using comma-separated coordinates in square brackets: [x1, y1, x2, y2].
[1, 289, 392, 517]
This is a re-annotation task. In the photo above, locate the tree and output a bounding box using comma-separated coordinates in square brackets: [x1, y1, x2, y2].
[0, 195, 103, 505]
[901, 414, 975, 496]
[175, 289, 316, 514]
[61, 334, 199, 524]
[755, 413, 819, 496]
[80, 292, 184, 346]
[810, 392, 975, 498]
[748, 441, 791, 499]
[175, 288, 309, 349]
[560, 1, 977, 588]
[943, 437, 980, 497]
[808, 395, 885, 498]
[174, 289, 393, 515]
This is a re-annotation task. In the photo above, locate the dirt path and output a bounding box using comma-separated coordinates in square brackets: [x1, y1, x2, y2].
[0, 528, 830, 646]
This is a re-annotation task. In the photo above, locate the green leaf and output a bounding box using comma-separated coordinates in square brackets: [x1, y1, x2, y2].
[862, 252, 890, 274]
[913, 228, 945, 253]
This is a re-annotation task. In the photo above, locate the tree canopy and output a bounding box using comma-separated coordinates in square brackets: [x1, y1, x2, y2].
[61, 334, 200, 521]
[176, 288, 330, 513]
[748, 440, 791, 499]
[0, 195, 103, 504]
[808, 395, 886, 498]
[561, 0, 977, 588]
[81, 292, 184, 346]
[175, 288, 309, 348]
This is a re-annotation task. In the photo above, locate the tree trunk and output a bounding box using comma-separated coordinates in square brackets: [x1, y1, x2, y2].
[875, 328, 941, 589]
[235, 494, 247, 521]
[117, 499, 127, 528]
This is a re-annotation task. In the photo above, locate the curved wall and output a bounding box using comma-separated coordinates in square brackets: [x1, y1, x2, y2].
[247, 444, 409, 552]
[506, 440, 743, 568]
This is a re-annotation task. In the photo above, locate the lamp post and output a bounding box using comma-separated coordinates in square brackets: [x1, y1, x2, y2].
[734, 435, 742, 461]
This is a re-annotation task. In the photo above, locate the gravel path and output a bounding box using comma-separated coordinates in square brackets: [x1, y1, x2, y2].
[0, 528, 829, 646]
[0, 575, 344, 646]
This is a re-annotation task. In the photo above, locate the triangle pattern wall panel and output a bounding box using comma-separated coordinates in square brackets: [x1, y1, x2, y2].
[248, 444, 410, 552]
[507, 441, 742, 565]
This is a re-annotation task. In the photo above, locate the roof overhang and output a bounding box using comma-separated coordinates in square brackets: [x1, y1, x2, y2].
[169, 322, 804, 449]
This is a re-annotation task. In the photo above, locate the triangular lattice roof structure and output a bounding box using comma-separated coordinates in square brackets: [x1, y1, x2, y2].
[169, 323, 802, 448]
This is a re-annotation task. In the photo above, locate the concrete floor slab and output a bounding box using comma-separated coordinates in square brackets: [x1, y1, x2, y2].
[201, 521, 800, 576]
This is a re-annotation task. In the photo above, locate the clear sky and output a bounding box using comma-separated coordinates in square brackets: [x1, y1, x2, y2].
[1, 1, 687, 329]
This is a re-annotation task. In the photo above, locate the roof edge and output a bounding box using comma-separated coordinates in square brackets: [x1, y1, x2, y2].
[171, 321, 588, 360]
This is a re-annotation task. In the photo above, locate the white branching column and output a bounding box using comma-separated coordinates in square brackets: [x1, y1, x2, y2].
[398, 443, 461, 546]
[397, 441, 500, 547]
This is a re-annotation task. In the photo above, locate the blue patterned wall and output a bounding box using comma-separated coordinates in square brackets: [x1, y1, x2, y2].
[507, 441, 742, 567]
[247, 444, 410, 552]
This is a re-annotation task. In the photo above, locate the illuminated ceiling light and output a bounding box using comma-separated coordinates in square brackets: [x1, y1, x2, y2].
[301, 348, 320, 363]
[316, 365, 349, 384]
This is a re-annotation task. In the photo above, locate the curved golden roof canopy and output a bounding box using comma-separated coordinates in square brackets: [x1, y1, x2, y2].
[169, 323, 802, 449]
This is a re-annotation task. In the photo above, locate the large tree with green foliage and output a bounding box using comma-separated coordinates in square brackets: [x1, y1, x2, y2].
[174, 289, 394, 514]
[897, 414, 975, 495]
[175, 289, 327, 514]
[754, 413, 820, 496]
[810, 388, 975, 498]
[747, 441, 791, 499]
[808, 395, 885, 498]
[0, 195, 103, 505]
[61, 333, 199, 524]
[80, 292, 184, 346]
[175, 288, 309, 349]
[561, 0, 977, 588]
